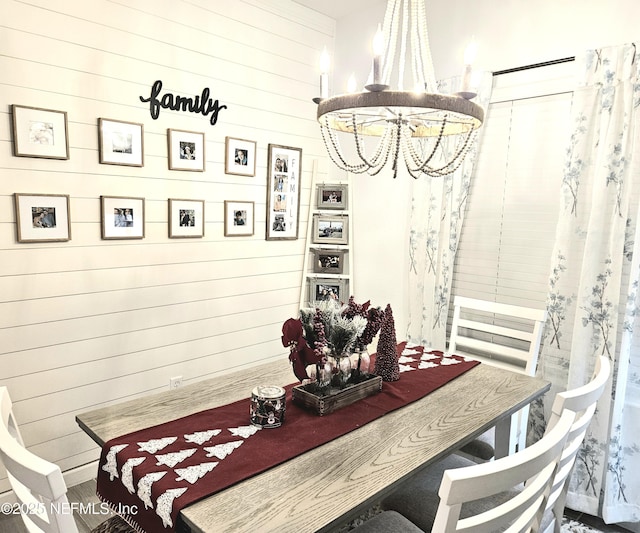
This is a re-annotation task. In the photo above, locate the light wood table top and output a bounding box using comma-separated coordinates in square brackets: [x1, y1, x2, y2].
[76, 356, 550, 533]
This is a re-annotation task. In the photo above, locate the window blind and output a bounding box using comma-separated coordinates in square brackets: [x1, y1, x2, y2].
[449, 63, 575, 332]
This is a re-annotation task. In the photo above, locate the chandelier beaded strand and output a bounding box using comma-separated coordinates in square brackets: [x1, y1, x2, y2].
[315, 0, 484, 179]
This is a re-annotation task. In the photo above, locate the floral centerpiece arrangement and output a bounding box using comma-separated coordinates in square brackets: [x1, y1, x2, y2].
[281, 297, 385, 393]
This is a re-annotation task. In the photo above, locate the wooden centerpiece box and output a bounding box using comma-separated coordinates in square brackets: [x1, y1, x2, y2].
[292, 373, 382, 416]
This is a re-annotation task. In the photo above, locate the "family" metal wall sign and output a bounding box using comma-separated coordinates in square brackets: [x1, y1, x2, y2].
[139, 80, 227, 126]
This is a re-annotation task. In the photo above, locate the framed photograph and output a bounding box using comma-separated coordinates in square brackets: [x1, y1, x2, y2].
[312, 248, 345, 274]
[11, 105, 69, 159]
[169, 198, 205, 238]
[308, 277, 348, 305]
[265, 144, 302, 240]
[312, 214, 348, 245]
[316, 183, 348, 210]
[225, 137, 256, 176]
[224, 200, 255, 237]
[14, 193, 71, 243]
[99, 118, 144, 166]
[100, 196, 145, 240]
[168, 129, 205, 171]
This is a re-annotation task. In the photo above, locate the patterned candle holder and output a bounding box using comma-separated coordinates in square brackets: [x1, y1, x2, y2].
[250, 385, 286, 428]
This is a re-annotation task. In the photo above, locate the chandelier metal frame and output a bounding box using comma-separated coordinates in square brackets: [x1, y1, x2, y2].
[315, 0, 485, 179]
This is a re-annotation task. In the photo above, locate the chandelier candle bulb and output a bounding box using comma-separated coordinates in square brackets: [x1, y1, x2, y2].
[347, 74, 357, 94]
[460, 40, 478, 96]
[372, 24, 384, 86]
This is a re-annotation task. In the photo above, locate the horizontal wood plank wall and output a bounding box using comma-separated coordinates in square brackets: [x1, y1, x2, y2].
[0, 0, 333, 493]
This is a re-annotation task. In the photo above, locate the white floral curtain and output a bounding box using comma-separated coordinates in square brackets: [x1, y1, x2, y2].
[534, 43, 640, 525]
[406, 72, 493, 348]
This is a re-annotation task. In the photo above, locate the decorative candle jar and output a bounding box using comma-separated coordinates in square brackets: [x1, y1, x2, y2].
[250, 385, 286, 428]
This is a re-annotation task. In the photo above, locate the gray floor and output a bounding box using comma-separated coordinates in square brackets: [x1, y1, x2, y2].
[0, 478, 114, 533]
[564, 509, 631, 533]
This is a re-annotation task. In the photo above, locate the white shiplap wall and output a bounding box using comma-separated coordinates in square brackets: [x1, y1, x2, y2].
[0, 0, 333, 493]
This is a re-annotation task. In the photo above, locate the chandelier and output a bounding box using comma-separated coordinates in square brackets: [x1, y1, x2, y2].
[315, 0, 484, 179]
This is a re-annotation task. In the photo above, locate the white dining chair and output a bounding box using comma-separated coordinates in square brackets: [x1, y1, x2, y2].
[539, 354, 610, 533]
[0, 386, 133, 533]
[353, 409, 575, 532]
[449, 296, 548, 460]
[377, 355, 610, 533]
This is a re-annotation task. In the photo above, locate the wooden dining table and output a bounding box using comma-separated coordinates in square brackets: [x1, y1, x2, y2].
[76, 353, 550, 533]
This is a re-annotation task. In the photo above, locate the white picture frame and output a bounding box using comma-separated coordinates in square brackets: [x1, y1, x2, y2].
[100, 196, 145, 240]
[225, 137, 257, 176]
[14, 193, 71, 242]
[11, 105, 69, 159]
[99, 118, 144, 167]
[168, 129, 205, 171]
[169, 198, 205, 238]
[224, 200, 255, 237]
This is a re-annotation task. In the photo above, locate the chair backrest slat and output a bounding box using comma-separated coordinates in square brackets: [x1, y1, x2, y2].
[449, 296, 547, 377]
[0, 387, 79, 533]
[434, 409, 575, 533]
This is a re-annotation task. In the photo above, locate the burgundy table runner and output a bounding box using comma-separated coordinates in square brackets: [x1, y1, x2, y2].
[96, 343, 479, 532]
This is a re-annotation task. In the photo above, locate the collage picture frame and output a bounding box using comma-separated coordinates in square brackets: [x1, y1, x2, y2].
[265, 143, 302, 241]
[14, 193, 71, 243]
[11, 105, 69, 160]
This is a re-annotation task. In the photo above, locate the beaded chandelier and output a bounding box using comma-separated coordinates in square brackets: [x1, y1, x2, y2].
[315, 0, 484, 179]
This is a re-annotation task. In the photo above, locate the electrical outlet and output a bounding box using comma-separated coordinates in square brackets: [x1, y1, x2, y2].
[169, 376, 183, 389]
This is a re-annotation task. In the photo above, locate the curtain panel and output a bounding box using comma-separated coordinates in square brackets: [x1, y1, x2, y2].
[535, 42, 640, 525]
[406, 72, 493, 348]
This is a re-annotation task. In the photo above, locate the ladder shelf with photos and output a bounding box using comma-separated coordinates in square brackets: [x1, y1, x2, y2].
[299, 170, 352, 309]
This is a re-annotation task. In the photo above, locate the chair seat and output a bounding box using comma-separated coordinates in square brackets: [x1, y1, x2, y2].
[457, 428, 496, 461]
[382, 454, 475, 531]
[348, 510, 424, 533]
[381, 454, 553, 532]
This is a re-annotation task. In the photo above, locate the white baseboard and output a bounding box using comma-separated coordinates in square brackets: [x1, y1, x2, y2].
[0, 489, 16, 505]
[0, 461, 98, 504]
